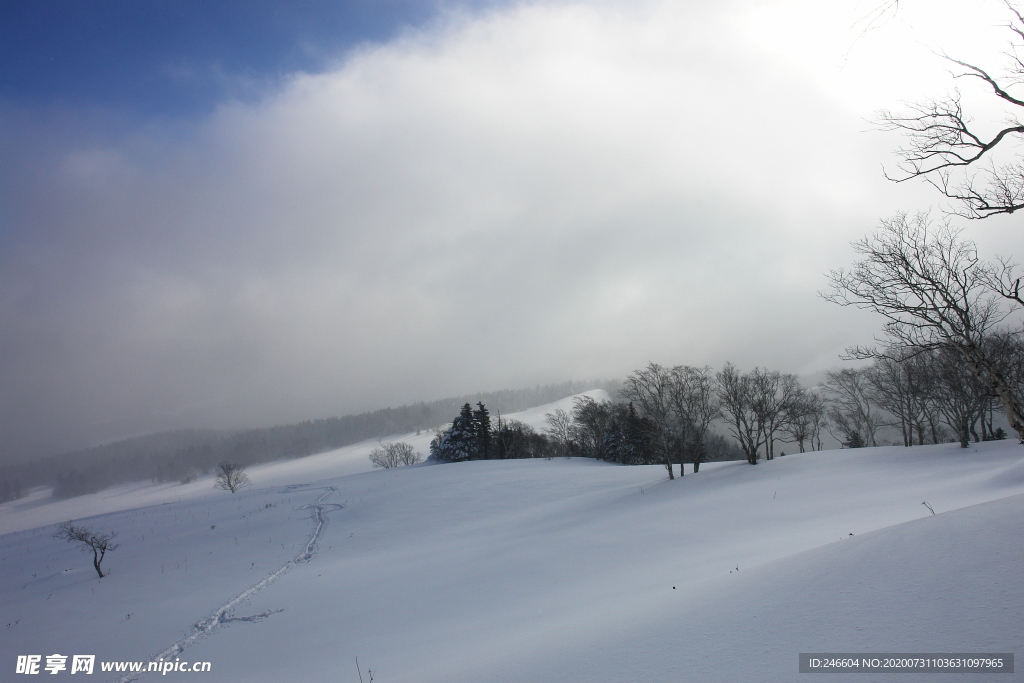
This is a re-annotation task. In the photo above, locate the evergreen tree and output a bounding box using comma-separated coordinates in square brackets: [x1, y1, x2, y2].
[443, 403, 477, 462]
[604, 403, 653, 465]
[473, 402, 491, 459]
[429, 405, 477, 462]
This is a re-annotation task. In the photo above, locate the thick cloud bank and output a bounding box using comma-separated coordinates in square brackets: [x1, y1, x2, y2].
[3, 0, 1023, 460]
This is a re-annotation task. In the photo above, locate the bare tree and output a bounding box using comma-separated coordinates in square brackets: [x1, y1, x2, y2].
[214, 461, 250, 493]
[621, 363, 679, 478]
[871, 354, 907, 447]
[491, 415, 534, 460]
[930, 346, 995, 447]
[984, 329, 1024, 433]
[53, 522, 118, 578]
[908, 351, 947, 445]
[822, 212, 1024, 440]
[782, 387, 826, 453]
[717, 365, 801, 461]
[544, 408, 575, 457]
[749, 369, 801, 460]
[867, 349, 925, 447]
[668, 365, 720, 472]
[717, 363, 762, 464]
[825, 368, 885, 448]
[865, 346, 952, 446]
[369, 441, 422, 468]
[878, 1, 1024, 219]
[570, 395, 614, 461]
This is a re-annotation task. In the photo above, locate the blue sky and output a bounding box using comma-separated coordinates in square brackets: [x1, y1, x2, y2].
[0, 0, 502, 117]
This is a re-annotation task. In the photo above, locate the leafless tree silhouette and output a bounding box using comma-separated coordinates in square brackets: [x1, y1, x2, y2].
[622, 363, 679, 478]
[668, 366, 720, 472]
[822, 212, 1024, 440]
[53, 522, 118, 578]
[368, 441, 421, 468]
[214, 461, 250, 493]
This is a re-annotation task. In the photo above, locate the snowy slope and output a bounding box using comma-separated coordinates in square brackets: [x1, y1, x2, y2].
[1, 405, 1022, 682]
[0, 390, 609, 537]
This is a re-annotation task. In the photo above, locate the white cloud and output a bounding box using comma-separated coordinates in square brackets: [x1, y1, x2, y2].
[4, 0, 1024, 458]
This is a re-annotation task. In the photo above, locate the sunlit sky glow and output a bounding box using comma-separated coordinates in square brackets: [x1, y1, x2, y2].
[3, 0, 1024, 461]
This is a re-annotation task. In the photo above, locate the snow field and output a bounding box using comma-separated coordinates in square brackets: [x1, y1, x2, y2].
[182, 446, 1021, 683]
[1, 485, 326, 673]
[0, 395, 1021, 682]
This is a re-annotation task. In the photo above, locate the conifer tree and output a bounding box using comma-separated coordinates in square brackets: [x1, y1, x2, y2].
[472, 402, 491, 459]
[604, 403, 652, 465]
[447, 403, 477, 461]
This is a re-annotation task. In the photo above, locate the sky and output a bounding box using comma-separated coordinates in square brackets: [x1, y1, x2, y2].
[3, 0, 1024, 462]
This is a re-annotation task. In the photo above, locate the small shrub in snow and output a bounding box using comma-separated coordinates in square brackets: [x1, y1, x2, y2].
[214, 462, 250, 493]
[369, 441, 422, 468]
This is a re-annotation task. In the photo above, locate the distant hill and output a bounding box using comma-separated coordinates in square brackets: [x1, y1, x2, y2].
[0, 379, 620, 501]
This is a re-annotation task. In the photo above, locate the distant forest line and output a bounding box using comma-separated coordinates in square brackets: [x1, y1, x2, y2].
[0, 380, 620, 502]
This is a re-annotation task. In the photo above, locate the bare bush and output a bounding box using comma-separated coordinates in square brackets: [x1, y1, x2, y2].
[214, 461, 250, 493]
[369, 441, 422, 468]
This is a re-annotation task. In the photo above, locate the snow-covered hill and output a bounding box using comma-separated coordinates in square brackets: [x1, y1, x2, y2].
[0, 391, 610, 537]
[2, 392, 1021, 682]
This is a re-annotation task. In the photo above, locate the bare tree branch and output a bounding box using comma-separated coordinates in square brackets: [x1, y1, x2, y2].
[878, 1, 1024, 218]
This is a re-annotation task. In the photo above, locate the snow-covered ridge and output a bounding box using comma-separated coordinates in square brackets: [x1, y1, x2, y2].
[0, 390, 609, 536]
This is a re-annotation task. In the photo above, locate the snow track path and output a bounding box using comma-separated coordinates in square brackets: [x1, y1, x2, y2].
[116, 487, 342, 682]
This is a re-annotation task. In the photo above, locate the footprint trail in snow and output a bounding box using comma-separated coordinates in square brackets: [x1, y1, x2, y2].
[115, 486, 343, 682]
